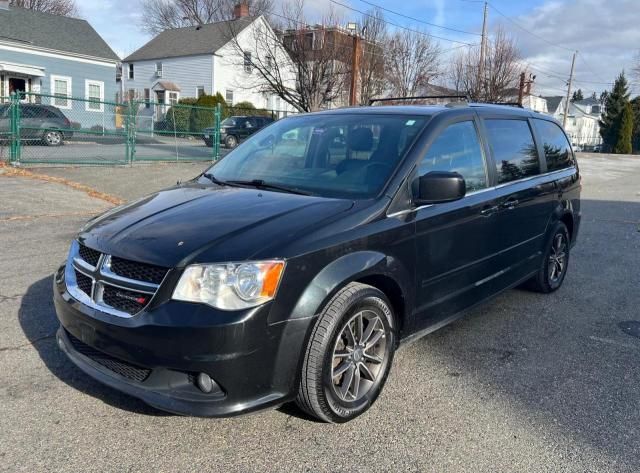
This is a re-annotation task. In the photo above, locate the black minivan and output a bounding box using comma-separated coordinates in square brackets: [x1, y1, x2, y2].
[54, 104, 580, 423]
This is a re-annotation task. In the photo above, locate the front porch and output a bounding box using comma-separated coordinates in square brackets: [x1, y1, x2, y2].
[0, 62, 46, 102]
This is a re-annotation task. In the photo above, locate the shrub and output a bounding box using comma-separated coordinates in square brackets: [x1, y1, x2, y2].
[229, 101, 272, 118]
[70, 121, 81, 130]
[89, 125, 105, 133]
[190, 93, 227, 132]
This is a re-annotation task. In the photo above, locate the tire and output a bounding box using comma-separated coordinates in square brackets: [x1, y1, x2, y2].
[295, 282, 396, 423]
[224, 135, 238, 149]
[526, 221, 570, 293]
[43, 130, 63, 147]
[203, 139, 213, 147]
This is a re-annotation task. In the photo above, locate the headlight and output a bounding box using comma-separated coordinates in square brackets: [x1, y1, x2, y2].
[172, 261, 285, 310]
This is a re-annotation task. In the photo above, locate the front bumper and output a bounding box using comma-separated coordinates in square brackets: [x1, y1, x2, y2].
[53, 265, 314, 417]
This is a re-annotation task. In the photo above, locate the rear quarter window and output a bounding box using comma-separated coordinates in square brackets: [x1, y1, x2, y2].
[532, 119, 575, 171]
[484, 119, 540, 184]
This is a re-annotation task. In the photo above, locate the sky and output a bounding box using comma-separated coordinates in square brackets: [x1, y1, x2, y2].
[78, 0, 640, 97]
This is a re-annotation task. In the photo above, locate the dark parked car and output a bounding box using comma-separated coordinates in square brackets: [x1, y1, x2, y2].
[203, 115, 274, 148]
[54, 104, 580, 423]
[0, 103, 72, 146]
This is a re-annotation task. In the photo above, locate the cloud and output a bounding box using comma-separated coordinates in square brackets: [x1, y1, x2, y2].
[494, 0, 640, 96]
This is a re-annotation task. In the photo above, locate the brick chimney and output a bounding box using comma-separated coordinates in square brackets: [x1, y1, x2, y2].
[233, 2, 249, 19]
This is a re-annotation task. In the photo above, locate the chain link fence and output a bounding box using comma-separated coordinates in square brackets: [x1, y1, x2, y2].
[0, 93, 299, 166]
[0, 93, 222, 166]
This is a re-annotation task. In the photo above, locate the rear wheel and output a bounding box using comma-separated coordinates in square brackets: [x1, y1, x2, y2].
[224, 135, 238, 149]
[296, 282, 396, 423]
[43, 130, 63, 146]
[526, 221, 570, 293]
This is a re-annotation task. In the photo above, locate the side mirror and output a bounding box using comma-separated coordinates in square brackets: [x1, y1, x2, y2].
[414, 171, 466, 205]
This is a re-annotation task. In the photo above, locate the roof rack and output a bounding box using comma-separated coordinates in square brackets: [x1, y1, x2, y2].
[369, 94, 469, 106]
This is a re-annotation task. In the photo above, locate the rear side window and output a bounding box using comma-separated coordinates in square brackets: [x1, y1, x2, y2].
[484, 119, 540, 184]
[419, 120, 487, 192]
[532, 119, 575, 171]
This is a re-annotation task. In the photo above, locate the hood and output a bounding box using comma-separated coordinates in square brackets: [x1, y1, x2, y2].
[78, 183, 354, 267]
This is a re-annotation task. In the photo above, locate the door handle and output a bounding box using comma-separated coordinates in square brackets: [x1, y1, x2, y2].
[500, 198, 519, 210]
[480, 205, 499, 216]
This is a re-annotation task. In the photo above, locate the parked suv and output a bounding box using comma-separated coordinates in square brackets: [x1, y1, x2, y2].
[54, 104, 580, 423]
[203, 115, 274, 148]
[0, 103, 72, 146]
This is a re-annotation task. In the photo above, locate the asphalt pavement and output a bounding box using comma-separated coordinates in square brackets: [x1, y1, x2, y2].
[1, 153, 639, 472]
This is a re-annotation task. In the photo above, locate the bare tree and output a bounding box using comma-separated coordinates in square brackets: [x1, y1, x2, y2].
[449, 27, 520, 102]
[384, 29, 442, 98]
[9, 0, 78, 16]
[141, 0, 273, 35]
[358, 9, 387, 105]
[224, 0, 351, 112]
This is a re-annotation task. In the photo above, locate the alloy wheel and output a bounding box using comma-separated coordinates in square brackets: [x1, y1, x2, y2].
[331, 310, 387, 402]
[45, 131, 62, 146]
[548, 233, 567, 283]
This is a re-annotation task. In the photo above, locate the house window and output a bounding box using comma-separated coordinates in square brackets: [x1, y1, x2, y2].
[155, 62, 163, 77]
[85, 80, 104, 112]
[225, 89, 234, 105]
[127, 89, 136, 101]
[196, 86, 205, 98]
[144, 88, 150, 108]
[128, 64, 134, 80]
[51, 75, 71, 109]
[244, 52, 252, 73]
[168, 91, 179, 105]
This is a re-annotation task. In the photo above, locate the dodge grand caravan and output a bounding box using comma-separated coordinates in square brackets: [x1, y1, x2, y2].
[54, 104, 581, 423]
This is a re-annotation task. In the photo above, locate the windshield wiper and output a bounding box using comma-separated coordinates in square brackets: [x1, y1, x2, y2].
[226, 179, 312, 196]
[201, 172, 231, 186]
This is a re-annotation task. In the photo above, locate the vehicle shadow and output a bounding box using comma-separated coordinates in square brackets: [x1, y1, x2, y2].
[404, 198, 640, 468]
[18, 275, 172, 417]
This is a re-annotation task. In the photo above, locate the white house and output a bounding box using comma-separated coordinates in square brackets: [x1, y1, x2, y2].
[544, 96, 603, 148]
[121, 6, 295, 118]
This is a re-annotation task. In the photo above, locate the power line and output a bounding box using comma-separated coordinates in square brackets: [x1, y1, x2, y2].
[353, 0, 481, 36]
[328, 0, 475, 45]
[487, 2, 574, 53]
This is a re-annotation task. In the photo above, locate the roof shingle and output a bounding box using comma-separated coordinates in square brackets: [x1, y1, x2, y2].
[124, 17, 256, 62]
[0, 6, 119, 61]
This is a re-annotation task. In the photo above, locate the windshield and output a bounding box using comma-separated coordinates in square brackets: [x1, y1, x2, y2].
[221, 118, 237, 127]
[206, 113, 429, 199]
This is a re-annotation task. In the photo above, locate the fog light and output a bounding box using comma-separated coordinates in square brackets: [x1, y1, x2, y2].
[196, 372, 213, 393]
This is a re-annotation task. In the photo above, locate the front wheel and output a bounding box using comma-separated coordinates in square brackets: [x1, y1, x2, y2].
[224, 135, 238, 149]
[526, 221, 570, 293]
[43, 130, 63, 146]
[296, 282, 396, 423]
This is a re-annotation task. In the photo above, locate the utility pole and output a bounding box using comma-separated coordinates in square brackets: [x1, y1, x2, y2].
[517, 72, 525, 106]
[349, 33, 362, 106]
[563, 51, 577, 128]
[477, 1, 488, 101]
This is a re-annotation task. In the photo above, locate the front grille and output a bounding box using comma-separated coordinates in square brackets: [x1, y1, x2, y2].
[66, 330, 151, 382]
[110, 256, 168, 285]
[74, 269, 92, 297]
[102, 285, 150, 315]
[78, 244, 101, 267]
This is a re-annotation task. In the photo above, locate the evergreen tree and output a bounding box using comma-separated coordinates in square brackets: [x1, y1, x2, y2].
[599, 72, 630, 151]
[631, 97, 640, 153]
[599, 90, 609, 104]
[613, 102, 633, 154]
[591, 92, 597, 100]
[571, 89, 584, 102]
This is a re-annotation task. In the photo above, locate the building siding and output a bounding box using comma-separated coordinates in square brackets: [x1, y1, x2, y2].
[121, 55, 214, 101]
[0, 46, 117, 128]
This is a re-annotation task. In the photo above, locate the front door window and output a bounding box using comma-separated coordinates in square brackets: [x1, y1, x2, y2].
[9, 78, 27, 99]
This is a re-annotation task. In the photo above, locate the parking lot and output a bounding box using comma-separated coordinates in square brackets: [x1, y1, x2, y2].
[0, 136, 222, 165]
[1, 153, 639, 472]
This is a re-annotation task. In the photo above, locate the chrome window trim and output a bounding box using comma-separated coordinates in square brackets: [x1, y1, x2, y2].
[65, 241, 164, 319]
[387, 166, 576, 219]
